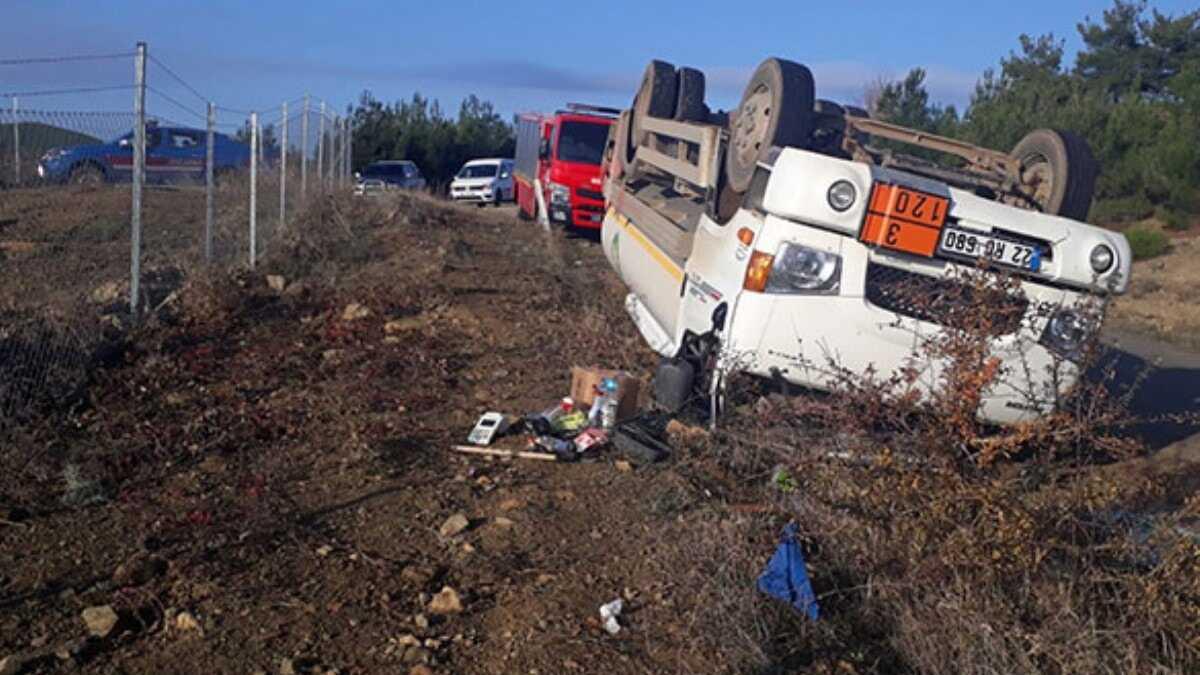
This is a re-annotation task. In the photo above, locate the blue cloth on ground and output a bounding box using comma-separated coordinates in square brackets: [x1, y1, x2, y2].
[756, 523, 820, 620]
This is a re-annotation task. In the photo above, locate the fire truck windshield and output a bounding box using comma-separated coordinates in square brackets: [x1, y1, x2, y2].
[555, 121, 608, 165]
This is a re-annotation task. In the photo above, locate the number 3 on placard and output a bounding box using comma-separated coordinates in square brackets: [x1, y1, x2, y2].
[885, 222, 901, 246]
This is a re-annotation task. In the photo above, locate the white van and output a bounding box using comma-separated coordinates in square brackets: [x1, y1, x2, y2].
[450, 158, 514, 206]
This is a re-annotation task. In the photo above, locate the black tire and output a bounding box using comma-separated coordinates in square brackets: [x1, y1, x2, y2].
[725, 58, 815, 192]
[1011, 129, 1098, 221]
[69, 162, 104, 186]
[814, 99, 844, 117]
[494, 189, 503, 206]
[674, 67, 707, 122]
[628, 60, 678, 161]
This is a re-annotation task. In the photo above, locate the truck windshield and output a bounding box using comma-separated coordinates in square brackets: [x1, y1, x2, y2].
[556, 121, 607, 165]
[458, 164, 498, 178]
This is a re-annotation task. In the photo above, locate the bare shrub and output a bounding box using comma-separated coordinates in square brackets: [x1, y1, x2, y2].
[705, 265, 1200, 673]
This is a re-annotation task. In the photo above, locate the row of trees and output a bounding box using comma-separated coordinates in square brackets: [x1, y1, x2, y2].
[872, 1, 1199, 227]
[348, 93, 514, 190]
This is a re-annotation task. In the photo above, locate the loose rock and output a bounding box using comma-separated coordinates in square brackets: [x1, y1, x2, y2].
[267, 275, 287, 292]
[175, 611, 202, 632]
[427, 587, 463, 615]
[342, 302, 371, 321]
[113, 554, 167, 587]
[81, 605, 120, 639]
[409, 666, 435, 675]
[438, 513, 469, 538]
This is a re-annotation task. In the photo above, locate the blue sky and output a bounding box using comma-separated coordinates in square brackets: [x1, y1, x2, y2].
[3, 0, 1197, 126]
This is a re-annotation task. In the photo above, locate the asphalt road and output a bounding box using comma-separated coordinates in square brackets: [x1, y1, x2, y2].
[1101, 328, 1200, 450]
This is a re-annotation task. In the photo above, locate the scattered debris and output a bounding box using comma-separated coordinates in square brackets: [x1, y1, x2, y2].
[266, 275, 287, 293]
[493, 516, 514, 528]
[316, 545, 334, 557]
[81, 605, 120, 639]
[599, 598, 623, 635]
[756, 523, 819, 621]
[427, 586, 463, 615]
[438, 513, 470, 538]
[614, 460, 633, 473]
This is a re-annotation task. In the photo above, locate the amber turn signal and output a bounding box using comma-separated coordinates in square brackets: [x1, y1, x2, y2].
[743, 250, 774, 292]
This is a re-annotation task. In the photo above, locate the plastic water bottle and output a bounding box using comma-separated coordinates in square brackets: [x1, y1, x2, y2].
[599, 378, 619, 430]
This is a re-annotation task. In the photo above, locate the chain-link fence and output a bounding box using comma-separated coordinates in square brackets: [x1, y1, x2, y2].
[0, 42, 352, 427]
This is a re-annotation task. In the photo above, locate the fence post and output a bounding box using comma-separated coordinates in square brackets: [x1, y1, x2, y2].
[280, 101, 287, 230]
[205, 102, 215, 264]
[301, 94, 309, 202]
[11, 97, 19, 186]
[249, 111, 257, 269]
[130, 42, 147, 317]
[317, 101, 325, 192]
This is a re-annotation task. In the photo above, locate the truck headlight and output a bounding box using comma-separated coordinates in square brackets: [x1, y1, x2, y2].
[1040, 308, 1091, 358]
[1089, 244, 1114, 274]
[827, 180, 857, 212]
[744, 242, 842, 294]
[549, 182, 570, 206]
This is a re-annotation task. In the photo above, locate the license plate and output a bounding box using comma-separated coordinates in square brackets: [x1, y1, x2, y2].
[938, 226, 1043, 272]
[860, 183, 949, 257]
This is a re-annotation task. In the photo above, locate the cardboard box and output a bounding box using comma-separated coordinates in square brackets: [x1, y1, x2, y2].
[570, 366, 640, 422]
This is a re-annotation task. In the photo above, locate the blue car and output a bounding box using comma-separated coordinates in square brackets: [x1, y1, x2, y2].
[37, 123, 255, 185]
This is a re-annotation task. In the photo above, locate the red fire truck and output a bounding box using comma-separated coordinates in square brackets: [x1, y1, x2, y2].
[513, 103, 618, 230]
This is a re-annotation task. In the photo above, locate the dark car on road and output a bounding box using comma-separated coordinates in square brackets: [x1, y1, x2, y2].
[37, 123, 256, 185]
[353, 160, 427, 196]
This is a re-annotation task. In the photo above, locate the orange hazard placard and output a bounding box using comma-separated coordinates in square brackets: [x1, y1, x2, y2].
[859, 183, 950, 257]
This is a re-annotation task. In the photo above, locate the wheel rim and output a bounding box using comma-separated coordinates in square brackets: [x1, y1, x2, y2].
[732, 84, 773, 170]
[1020, 153, 1055, 211]
[72, 168, 101, 185]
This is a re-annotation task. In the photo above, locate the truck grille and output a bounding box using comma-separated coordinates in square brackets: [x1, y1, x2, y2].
[864, 262, 1028, 335]
[576, 187, 604, 201]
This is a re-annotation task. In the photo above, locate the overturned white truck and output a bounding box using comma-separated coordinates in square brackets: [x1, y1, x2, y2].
[600, 59, 1132, 424]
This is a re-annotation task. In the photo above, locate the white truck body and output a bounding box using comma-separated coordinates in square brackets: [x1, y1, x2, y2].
[602, 138, 1132, 424]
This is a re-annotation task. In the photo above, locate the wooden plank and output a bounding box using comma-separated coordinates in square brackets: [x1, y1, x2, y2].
[637, 145, 703, 186]
[449, 445, 558, 462]
[635, 118, 720, 188]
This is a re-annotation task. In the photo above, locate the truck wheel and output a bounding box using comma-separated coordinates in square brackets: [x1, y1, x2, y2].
[1011, 129, 1097, 221]
[69, 163, 104, 186]
[724, 58, 815, 192]
[674, 67, 707, 123]
[629, 60, 678, 158]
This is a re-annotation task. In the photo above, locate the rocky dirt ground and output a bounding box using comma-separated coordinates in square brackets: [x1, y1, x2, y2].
[1, 187, 1198, 674]
[1110, 231, 1200, 350]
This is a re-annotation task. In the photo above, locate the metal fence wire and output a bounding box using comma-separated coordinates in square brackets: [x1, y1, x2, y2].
[0, 42, 353, 429]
